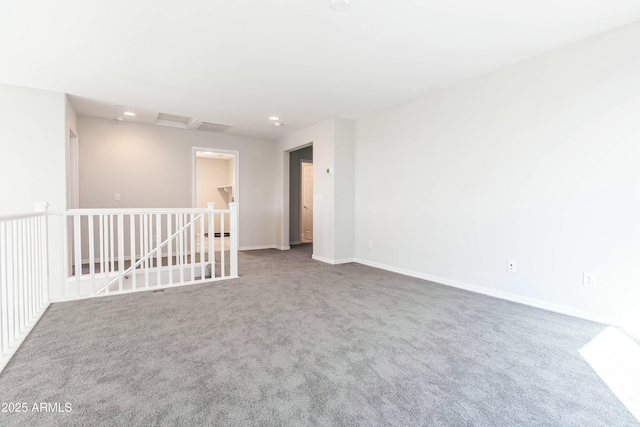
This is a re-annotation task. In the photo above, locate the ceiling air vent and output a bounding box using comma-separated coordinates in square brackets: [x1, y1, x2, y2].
[196, 121, 231, 133]
[156, 112, 192, 129]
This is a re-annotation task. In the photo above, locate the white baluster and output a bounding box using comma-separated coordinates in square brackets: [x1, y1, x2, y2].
[74, 214, 81, 298]
[130, 214, 136, 290]
[10, 221, 16, 340]
[207, 203, 214, 278]
[17, 220, 22, 329]
[178, 214, 184, 284]
[0, 222, 8, 355]
[190, 213, 195, 282]
[88, 215, 95, 296]
[167, 214, 173, 286]
[109, 214, 115, 274]
[60, 215, 66, 300]
[230, 203, 239, 277]
[27, 218, 33, 317]
[156, 214, 162, 286]
[199, 214, 205, 280]
[117, 214, 124, 292]
[143, 214, 149, 288]
[220, 211, 225, 278]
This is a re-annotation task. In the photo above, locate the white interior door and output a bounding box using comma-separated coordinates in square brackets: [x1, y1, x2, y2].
[301, 161, 313, 242]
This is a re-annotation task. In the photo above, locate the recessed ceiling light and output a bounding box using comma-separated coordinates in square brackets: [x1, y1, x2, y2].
[330, 0, 350, 11]
[115, 117, 124, 121]
[217, 154, 225, 157]
[273, 122, 283, 127]
[124, 111, 136, 116]
[269, 116, 280, 121]
[203, 151, 214, 155]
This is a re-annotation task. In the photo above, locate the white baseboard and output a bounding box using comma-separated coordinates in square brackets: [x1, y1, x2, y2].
[334, 258, 356, 265]
[311, 254, 332, 264]
[353, 258, 616, 326]
[239, 245, 273, 251]
[312, 255, 355, 265]
[239, 245, 290, 251]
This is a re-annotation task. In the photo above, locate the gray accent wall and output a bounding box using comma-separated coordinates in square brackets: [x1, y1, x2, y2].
[77, 116, 277, 250]
[289, 145, 313, 244]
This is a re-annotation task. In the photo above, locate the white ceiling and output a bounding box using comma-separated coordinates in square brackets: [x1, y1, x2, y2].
[1, 1, 638, 140]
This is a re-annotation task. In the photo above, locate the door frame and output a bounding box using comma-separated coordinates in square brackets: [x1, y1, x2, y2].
[66, 129, 79, 276]
[67, 130, 79, 209]
[191, 147, 240, 208]
[300, 159, 313, 243]
[283, 142, 313, 251]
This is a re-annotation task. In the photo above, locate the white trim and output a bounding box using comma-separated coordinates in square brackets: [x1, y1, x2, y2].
[192, 147, 240, 249]
[0, 212, 45, 221]
[353, 258, 617, 326]
[66, 130, 79, 209]
[60, 208, 228, 215]
[191, 146, 240, 208]
[312, 254, 332, 264]
[283, 142, 313, 255]
[312, 255, 356, 265]
[311, 255, 332, 264]
[239, 245, 290, 251]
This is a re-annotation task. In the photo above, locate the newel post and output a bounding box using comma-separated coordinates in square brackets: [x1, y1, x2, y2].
[33, 202, 49, 213]
[33, 202, 50, 302]
[206, 202, 215, 249]
[229, 203, 238, 277]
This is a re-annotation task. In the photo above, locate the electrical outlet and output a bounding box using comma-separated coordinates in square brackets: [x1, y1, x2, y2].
[368, 240, 373, 249]
[583, 273, 597, 288]
[114, 193, 121, 201]
[507, 260, 517, 273]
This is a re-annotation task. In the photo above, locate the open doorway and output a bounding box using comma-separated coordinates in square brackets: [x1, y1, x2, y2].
[289, 145, 313, 245]
[192, 148, 239, 249]
[301, 161, 313, 243]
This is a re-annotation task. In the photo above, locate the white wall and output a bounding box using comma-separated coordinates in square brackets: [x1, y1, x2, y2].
[65, 95, 79, 207]
[0, 84, 74, 298]
[275, 117, 355, 260]
[289, 145, 313, 245]
[276, 118, 335, 255]
[77, 116, 277, 249]
[334, 118, 355, 261]
[354, 22, 640, 323]
[0, 84, 67, 215]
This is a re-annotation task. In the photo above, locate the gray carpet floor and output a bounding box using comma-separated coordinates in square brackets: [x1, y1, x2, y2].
[0, 244, 636, 426]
